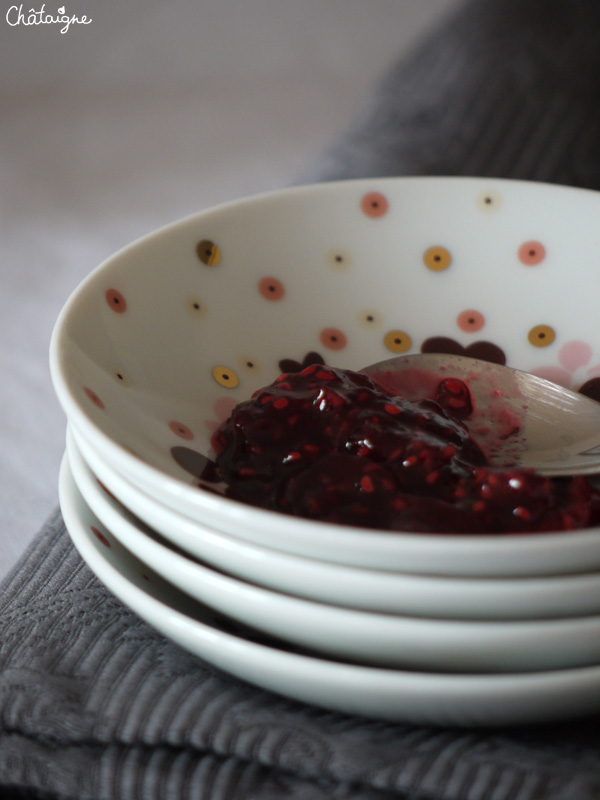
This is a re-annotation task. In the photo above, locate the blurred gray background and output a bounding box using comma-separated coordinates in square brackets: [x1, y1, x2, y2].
[0, 0, 460, 579]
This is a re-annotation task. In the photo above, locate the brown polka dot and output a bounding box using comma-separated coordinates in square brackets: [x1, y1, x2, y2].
[579, 377, 600, 402]
[278, 352, 325, 374]
[463, 341, 506, 364]
[421, 337, 463, 356]
[420, 337, 506, 365]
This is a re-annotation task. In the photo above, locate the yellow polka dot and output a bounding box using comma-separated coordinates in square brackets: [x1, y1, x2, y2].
[196, 240, 221, 266]
[423, 246, 451, 272]
[528, 325, 556, 347]
[384, 330, 412, 353]
[212, 366, 239, 388]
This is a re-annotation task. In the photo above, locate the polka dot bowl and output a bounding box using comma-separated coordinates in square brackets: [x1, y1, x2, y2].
[51, 177, 600, 574]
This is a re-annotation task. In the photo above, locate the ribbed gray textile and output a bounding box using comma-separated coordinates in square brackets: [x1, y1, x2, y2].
[4, 0, 600, 797]
[299, 0, 600, 189]
[2, 510, 600, 800]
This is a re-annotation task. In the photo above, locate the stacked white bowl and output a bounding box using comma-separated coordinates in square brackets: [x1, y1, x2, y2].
[51, 177, 600, 727]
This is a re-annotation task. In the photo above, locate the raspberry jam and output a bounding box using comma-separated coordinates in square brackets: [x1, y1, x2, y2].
[213, 365, 600, 533]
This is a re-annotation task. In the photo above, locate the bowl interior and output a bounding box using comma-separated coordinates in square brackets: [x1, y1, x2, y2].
[51, 177, 600, 502]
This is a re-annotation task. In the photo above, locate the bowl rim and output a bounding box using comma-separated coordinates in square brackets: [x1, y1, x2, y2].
[67, 424, 600, 622]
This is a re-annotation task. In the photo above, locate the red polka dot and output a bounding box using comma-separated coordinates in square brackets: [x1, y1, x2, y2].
[518, 241, 546, 265]
[457, 309, 485, 333]
[319, 327, 347, 350]
[105, 288, 127, 313]
[258, 277, 285, 300]
[91, 526, 110, 547]
[360, 192, 389, 218]
[84, 387, 104, 409]
[169, 421, 194, 440]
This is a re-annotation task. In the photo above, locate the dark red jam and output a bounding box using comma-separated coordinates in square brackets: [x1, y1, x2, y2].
[213, 365, 600, 534]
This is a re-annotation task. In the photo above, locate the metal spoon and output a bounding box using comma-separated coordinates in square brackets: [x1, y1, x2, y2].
[361, 353, 600, 477]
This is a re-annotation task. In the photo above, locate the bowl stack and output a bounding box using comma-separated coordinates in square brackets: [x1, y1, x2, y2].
[51, 177, 600, 727]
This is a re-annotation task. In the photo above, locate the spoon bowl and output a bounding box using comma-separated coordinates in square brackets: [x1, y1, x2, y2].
[362, 353, 600, 477]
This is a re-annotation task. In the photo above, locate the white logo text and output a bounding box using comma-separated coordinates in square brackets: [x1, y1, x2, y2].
[6, 4, 92, 34]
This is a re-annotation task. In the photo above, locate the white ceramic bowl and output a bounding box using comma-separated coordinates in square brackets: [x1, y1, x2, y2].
[59, 458, 600, 727]
[63, 450, 600, 673]
[51, 177, 600, 573]
[68, 426, 600, 620]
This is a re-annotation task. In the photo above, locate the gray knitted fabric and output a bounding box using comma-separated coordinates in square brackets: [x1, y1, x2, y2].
[4, 1, 600, 798]
[299, 0, 600, 189]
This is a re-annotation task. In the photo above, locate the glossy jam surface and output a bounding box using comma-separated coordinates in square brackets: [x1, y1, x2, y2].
[213, 365, 600, 533]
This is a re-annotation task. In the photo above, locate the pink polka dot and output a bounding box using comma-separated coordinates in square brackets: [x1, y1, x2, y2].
[518, 241, 546, 266]
[258, 277, 285, 300]
[91, 526, 110, 547]
[206, 396, 237, 434]
[214, 396, 237, 421]
[457, 309, 485, 333]
[360, 192, 388, 218]
[319, 327, 347, 351]
[105, 288, 127, 313]
[559, 341, 593, 373]
[84, 387, 104, 409]
[169, 421, 194, 440]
